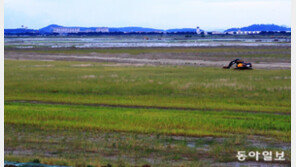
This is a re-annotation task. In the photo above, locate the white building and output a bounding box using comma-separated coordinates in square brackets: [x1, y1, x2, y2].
[224, 30, 261, 35]
[53, 27, 80, 33]
[196, 26, 207, 35]
[226, 31, 235, 35]
[96, 27, 109, 33]
[196, 27, 201, 34]
[83, 29, 95, 33]
[211, 31, 223, 35]
[236, 30, 260, 35]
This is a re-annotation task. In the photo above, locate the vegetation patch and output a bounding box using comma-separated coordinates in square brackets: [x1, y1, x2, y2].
[5, 60, 291, 114]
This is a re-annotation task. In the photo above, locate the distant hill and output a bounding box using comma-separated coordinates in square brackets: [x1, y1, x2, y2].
[37, 25, 165, 33]
[225, 24, 291, 32]
[5, 24, 291, 35]
[38, 24, 62, 33]
[37, 25, 199, 33]
[4, 28, 38, 34]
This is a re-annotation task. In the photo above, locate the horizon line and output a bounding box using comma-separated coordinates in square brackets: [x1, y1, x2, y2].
[4, 23, 291, 31]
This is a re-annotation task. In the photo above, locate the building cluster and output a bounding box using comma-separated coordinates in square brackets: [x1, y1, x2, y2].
[52, 27, 109, 34]
[53, 27, 80, 33]
[5, 25, 291, 36]
[196, 26, 261, 35]
[226, 30, 261, 35]
[196, 27, 289, 35]
[96, 27, 109, 33]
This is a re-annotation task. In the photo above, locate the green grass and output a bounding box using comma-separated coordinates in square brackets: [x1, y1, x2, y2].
[4, 102, 291, 141]
[5, 123, 216, 166]
[5, 102, 291, 165]
[4, 58, 291, 166]
[5, 60, 291, 114]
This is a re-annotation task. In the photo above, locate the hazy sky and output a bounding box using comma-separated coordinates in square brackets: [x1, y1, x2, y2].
[4, 0, 291, 30]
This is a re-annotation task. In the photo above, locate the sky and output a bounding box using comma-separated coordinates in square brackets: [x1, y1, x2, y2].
[4, 0, 291, 30]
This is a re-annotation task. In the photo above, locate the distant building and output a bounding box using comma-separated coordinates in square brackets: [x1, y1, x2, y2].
[196, 27, 201, 34]
[53, 27, 80, 34]
[82, 29, 95, 33]
[21, 25, 28, 29]
[236, 30, 260, 35]
[196, 26, 207, 35]
[211, 31, 223, 35]
[226, 31, 235, 35]
[96, 27, 109, 33]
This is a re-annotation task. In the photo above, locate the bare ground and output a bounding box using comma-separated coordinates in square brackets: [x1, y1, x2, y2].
[4, 125, 290, 166]
[4, 49, 291, 69]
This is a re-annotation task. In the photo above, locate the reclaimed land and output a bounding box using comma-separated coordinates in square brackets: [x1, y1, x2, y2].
[4, 47, 291, 166]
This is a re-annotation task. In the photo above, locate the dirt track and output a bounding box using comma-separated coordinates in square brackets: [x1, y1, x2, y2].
[5, 52, 291, 69]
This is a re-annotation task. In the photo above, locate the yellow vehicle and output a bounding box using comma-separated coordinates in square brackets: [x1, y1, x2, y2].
[223, 59, 252, 70]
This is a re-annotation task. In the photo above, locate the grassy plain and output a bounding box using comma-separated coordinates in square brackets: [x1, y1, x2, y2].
[5, 123, 290, 167]
[4, 46, 291, 166]
[5, 60, 290, 114]
[5, 102, 290, 141]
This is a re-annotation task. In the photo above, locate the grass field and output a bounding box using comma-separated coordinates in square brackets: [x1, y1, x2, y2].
[4, 47, 291, 166]
[5, 101, 291, 142]
[5, 60, 290, 114]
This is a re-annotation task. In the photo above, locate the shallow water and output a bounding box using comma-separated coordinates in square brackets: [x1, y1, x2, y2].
[5, 37, 291, 48]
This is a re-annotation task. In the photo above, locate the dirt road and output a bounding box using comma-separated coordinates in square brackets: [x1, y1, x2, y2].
[5, 52, 291, 69]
